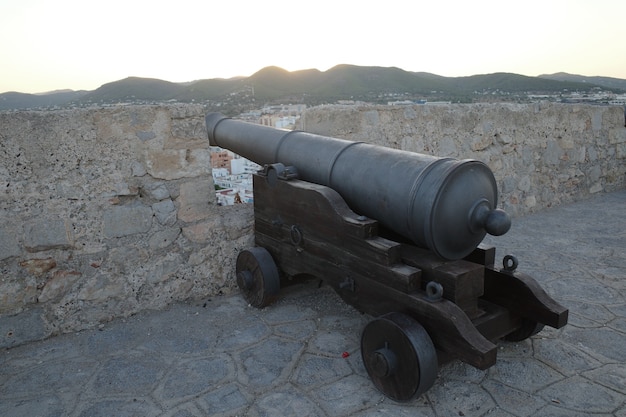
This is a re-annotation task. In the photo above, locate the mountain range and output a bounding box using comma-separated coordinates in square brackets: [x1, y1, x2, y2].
[1, 65, 625, 112]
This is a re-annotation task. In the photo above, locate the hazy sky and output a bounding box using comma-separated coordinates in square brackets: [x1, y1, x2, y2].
[2, 0, 625, 94]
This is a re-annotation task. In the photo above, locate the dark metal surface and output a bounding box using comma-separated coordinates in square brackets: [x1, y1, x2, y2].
[235, 247, 280, 308]
[361, 312, 438, 401]
[206, 113, 510, 260]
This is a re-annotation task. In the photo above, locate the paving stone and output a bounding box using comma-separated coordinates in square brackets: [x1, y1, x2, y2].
[583, 364, 626, 395]
[260, 302, 317, 324]
[253, 388, 326, 417]
[273, 319, 318, 340]
[92, 355, 164, 396]
[157, 355, 234, 402]
[308, 328, 360, 356]
[438, 360, 487, 384]
[0, 331, 83, 370]
[0, 394, 65, 417]
[292, 353, 353, 388]
[562, 327, 626, 362]
[357, 403, 436, 417]
[1, 358, 97, 397]
[488, 357, 564, 393]
[427, 379, 496, 416]
[533, 404, 614, 417]
[539, 375, 626, 414]
[138, 331, 214, 354]
[238, 336, 302, 388]
[216, 319, 271, 350]
[197, 383, 250, 415]
[75, 398, 162, 417]
[79, 323, 143, 355]
[482, 379, 545, 416]
[313, 374, 383, 416]
[532, 337, 602, 376]
[1, 191, 625, 417]
[0, 307, 47, 348]
[564, 299, 616, 324]
[159, 404, 206, 417]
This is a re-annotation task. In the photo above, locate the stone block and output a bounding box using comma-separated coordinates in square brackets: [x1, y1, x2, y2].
[183, 205, 253, 243]
[146, 252, 183, 284]
[103, 205, 153, 238]
[543, 140, 563, 165]
[152, 199, 176, 225]
[591, 109, 603, 132]
[148, 227, 181, 250]
[177, 179, 215, 223]
[38, 270, 82, 303]
[131, 160, 147, 177]
[144, 149, 212, 180]
[0, 307, 47, 348]
[609, 127, 626, 144]
[136, 130, 156, 141]
[168, 117, 208, 149]
[590, 183, 603, 193]
[0, 279, 38, 314]
[78, 273, 125, 302]
[19, 258, 57, 275]
[470, 135, 492, 151]
[23, 219, 71, 252]
[182, 220, 215, 244]
[142, 182, 170, 200]
[0, 225, 21, 260]
[518, 175, 531, 192]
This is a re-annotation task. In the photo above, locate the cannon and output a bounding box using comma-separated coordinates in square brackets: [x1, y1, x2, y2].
[205, 112, 568, 401]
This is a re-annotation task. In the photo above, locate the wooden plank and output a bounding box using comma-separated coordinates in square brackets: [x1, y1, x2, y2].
[254, 174, 413, 267]
[483, 268, 568, 329]
[472, 300, 521, 342]
[465, 244, 496, 268]
[255, 233, 421, 293]
[253, 174, 378, 240]
[401, 245, 485, 316]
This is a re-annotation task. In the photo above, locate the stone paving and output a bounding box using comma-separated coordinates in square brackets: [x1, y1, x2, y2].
[1, 190, 625, 417]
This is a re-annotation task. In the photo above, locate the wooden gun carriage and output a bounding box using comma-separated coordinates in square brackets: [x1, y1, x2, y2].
[205, 113, 568, 401]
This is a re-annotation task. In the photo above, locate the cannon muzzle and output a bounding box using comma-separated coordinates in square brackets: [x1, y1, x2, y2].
[206, 112, 510, 260]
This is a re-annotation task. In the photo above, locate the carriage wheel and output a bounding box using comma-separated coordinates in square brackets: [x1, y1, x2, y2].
[235, 247, 280, 308]
[503, 318, 545, 342]
[361, 312, 438, 401]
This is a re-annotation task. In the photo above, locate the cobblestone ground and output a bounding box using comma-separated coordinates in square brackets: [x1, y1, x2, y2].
[1, 190, 625, 416]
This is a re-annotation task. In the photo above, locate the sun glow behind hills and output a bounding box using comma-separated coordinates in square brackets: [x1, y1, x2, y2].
[1, 0, 625, 94]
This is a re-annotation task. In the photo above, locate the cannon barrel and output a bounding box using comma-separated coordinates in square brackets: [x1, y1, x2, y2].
[205, 112, 510, 260]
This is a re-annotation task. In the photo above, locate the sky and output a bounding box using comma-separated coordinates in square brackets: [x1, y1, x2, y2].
[1, 0, 625, 94]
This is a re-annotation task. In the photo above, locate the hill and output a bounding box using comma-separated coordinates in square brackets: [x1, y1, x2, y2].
[539, 72, 626, 92]
[0, 90, 87, 110]
[79, 77, 184, 103]
[1, 66, 623, 111]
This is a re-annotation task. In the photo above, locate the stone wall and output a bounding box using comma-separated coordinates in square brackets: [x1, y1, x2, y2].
[2, 102, 625, 348]
[0, 105, 253, 348]
[298, 102, 626, 217]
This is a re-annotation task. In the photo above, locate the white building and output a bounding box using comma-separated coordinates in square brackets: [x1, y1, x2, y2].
[212, 156, 260, 205]
[231, 157, 262, 175]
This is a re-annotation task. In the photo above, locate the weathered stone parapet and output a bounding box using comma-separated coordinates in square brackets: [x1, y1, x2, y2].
[299, 103, 626, 217]
[0, 105, 254, 348]
[2, 102, 624, 348]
